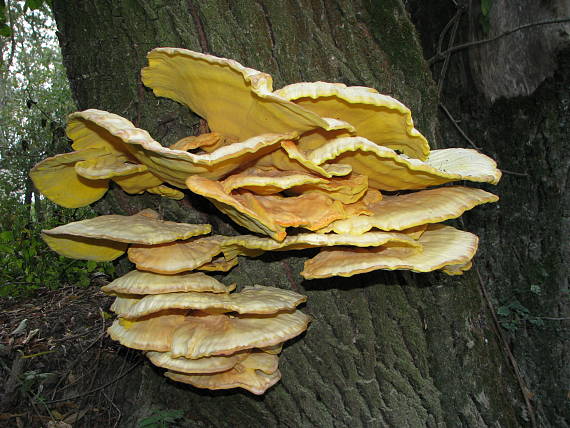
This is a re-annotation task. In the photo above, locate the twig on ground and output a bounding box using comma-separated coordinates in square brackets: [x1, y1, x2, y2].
[44, 360, 142, 405]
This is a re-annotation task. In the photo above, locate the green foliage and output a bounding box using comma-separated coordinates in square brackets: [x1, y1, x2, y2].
[479, 0, 492, 34]
[496, 284, 545, 332]
[0, 199, 115, 297]
[1, 1, 74, 201]
[0, 2, 106, 297]
[138, 409, 185, 428]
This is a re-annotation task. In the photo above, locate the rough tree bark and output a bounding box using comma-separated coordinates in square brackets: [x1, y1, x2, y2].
[51, 1, 528, 426]
[411, 1, 569, 426]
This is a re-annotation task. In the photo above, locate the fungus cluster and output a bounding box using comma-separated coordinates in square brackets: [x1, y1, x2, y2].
[42, 208, 310, 394]
[32, 47, 500, 394]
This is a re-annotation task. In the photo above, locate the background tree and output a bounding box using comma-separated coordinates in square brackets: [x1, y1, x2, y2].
[17, 0, 565, 426]
[0, 1, 115, 296]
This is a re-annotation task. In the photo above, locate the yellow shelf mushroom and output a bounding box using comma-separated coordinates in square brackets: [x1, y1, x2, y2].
[30, 47, 503, 395]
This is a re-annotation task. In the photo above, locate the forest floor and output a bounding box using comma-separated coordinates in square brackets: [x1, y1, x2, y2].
[0, 282, 142, 427]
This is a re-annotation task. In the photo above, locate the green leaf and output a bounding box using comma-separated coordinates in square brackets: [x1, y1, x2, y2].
[481, 0, 492, 17]
[496, 306, 511, 317]
[25, 0, 44, 10]
[0, 23, 9, 37]
[86, 260, 97, 272]
[0, 230, 13, 242]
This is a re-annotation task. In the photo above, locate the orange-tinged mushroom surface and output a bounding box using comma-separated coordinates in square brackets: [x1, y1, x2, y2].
[107, 313, 187, 352]
[128, 236, 224, 274]
[170, 310, 311, 359]
[197, 256, 239, 272]
[186, 176, 348, 240]
[165, 353, 281, 395]
[220, 166, 329, 195]
[302, 224, 479, 278]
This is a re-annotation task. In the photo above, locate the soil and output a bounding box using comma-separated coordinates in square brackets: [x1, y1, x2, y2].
[0, 280, 143, 428]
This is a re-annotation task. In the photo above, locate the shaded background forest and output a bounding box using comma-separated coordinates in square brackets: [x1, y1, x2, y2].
[0, 0, 568, 427]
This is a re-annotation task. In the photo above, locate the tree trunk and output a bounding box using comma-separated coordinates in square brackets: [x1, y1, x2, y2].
[411, 1, 570, 425]
[51, 1, 525, 426]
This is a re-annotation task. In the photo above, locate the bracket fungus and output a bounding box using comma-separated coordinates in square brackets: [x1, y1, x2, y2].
[31, 47, 501, 395]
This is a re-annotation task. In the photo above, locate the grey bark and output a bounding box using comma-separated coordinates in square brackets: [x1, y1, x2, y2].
[411, 1, 570, 425]
[51, 1, 525, 426]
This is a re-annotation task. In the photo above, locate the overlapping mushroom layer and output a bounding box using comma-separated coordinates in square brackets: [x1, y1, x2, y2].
[32, 47, 500, 278]
[40, 209, 312, 394]
[32, 48, 502, 394]
[106, 280, 310, 395]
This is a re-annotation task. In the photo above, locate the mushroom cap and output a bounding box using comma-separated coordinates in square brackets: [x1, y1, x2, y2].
[221, 166, 329, 195]
[107, 313, 187, 352]
[197, 256, 239, 272]
[74, 153, 148, 180]
[124, 129, 299, 187]
[112, 286, 307, 319]
[145, 185, 185, 200]
[290, 137, 502, 190]
[287, 172, 369, 204]
[43, 210, 211, 245]
[319, 186, 499, 234]
[108, 309, 310, 358]
[111, 170, 164, 194]
[274, 81, 430, 160]
[301, 224, 479, 278]
[128, 236, 224, 274]
[141, 47, 348, 141]
[219, 231, 421, 260]
[67, 109, 136, 154]
[170, 310, 311, 359]
[29, 148, 110, 208]
[41, 210, 211, 261]
[146, 350, 245, 374]
[277, 140, 353, 178]
[41, 233, 128, 262]
[69, 109, 299, 187]
[101, 270, 235, 295]
[169, 132, 230, 153]
[186, 176, 347, 241]
[109, 294, 141, 314]
[164, 352, 281, 395]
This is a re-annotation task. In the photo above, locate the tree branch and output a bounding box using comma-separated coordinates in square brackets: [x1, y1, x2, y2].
[429, 17, 570, 65]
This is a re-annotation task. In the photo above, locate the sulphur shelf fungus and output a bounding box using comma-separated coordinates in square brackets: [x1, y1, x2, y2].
[39, 209, 310, 395]
[32, 47, 501, 394]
